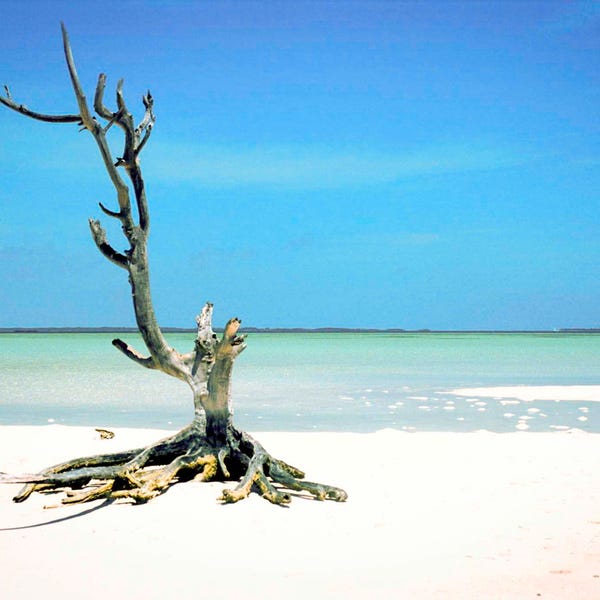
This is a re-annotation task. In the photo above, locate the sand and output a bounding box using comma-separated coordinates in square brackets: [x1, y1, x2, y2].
[447, 385, 600, 402]
[1, 425, 598, 599]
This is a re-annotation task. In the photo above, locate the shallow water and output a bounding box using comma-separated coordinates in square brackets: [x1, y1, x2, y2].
[0, 332, 598, 432]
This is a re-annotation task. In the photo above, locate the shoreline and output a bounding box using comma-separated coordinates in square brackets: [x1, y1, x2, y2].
[1, 384, 598, 433]
[1, 425, 599, 599]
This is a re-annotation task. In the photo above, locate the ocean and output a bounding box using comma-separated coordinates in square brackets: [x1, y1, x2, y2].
[0, 332, 598, 433]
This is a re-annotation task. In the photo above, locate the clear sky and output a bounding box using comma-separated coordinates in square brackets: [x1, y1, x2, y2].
[0, 1, 598, 330]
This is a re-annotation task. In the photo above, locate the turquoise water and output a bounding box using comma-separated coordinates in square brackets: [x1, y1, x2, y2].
[0, 332, 598, 432]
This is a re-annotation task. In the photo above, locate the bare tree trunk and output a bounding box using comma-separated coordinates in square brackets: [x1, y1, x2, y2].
[0, 25, 347, 506]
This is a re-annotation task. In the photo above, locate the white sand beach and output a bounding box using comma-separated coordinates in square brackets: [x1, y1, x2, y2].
[1, 425, 598, 599]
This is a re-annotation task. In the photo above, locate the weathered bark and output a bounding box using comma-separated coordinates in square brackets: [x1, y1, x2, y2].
[0, 25, 347, 506]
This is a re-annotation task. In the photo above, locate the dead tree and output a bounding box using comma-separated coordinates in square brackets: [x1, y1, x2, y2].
[0, 25, 347, 506]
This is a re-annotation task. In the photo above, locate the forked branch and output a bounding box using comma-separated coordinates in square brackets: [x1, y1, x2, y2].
[59, 24, 181, 377]
[1, 25, 233, 386]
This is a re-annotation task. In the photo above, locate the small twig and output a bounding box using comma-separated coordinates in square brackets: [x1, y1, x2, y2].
[103, 108, 123, 133]
[134, 126, 153, 156]
[116, 78, 127, 113]
[98, 202, 121, 218]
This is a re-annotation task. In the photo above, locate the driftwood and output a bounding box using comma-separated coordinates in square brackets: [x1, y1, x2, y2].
[0, 25, 347, 506]
[95, 428, 115, 440]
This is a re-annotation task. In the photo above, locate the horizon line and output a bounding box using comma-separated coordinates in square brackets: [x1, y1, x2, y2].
[1, 327, 598, 334]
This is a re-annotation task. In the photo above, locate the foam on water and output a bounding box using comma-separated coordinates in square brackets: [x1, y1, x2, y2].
[0, 332, 598, 432]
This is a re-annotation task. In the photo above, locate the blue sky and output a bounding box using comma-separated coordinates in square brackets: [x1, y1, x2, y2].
[0, 1, 598, 329]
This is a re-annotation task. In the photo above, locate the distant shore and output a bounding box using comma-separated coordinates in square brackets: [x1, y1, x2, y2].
[1, 327, 599, 334]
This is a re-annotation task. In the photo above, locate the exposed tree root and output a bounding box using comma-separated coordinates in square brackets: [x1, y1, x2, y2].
[1, 424, 347, 507]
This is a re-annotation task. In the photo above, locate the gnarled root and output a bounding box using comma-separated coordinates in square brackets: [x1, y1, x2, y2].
[10, 425, 195, 503]
[1, 425, 347, 507]
[219, 433, 347, 505]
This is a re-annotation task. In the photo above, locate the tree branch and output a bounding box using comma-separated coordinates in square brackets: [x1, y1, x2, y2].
[128, 168, 150, 232]
[93, 73, 114, 120]
[3, 24, 187, 384]
[63, 26, 183, 380]
[88, 219, 128, 269]
[61, 24, 135, 235]
[134, 91, 155, 156]
[98, 202, 121, 219]
[219, 318, 247, 358]
[112, 338, 157, 369]
[195, 302, 217, 350]
[136, 92, 154, 134]
[60, 23, 94, 128]
[0, 91, 81, 123]
[103, 78, 151, 233]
